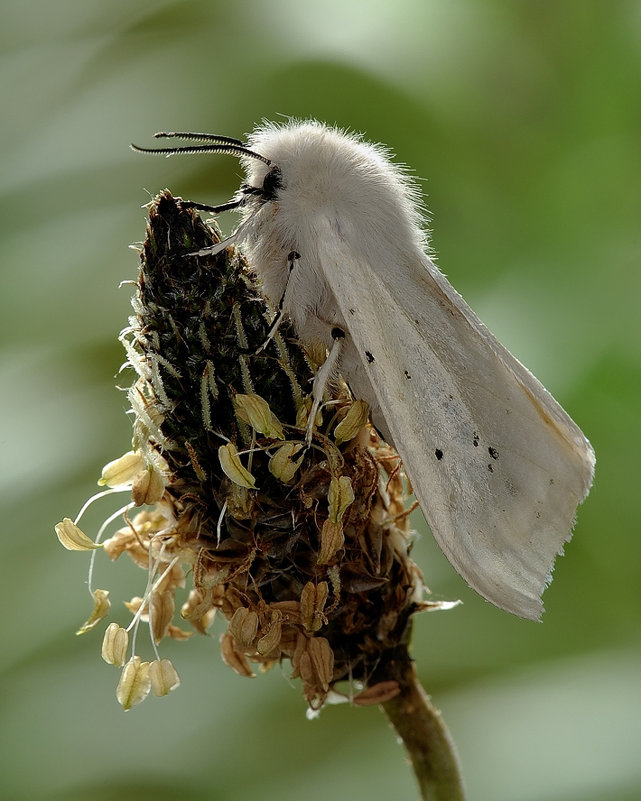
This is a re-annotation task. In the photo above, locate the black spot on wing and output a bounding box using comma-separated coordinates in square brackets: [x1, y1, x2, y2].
[404, 370, 411, 379]
[488, 446, 499, 460]
[472, 432, 479, 447]
[365, 351, 375, 363]
[435, 448, 443, 461]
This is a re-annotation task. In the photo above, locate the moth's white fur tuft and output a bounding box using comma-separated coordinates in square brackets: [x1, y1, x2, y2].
[239, 121, 426, 340]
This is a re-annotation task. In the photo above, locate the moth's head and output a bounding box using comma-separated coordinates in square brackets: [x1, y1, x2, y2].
[240, 162, 283, 208]
[131, 121, 425, 235]
[239, 121, 341, 207]
[243, 120, 373, 198]
[241, 120, 423, 228]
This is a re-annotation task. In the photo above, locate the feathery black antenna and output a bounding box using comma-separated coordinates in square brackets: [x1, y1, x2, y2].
[131, 131, 271, 166]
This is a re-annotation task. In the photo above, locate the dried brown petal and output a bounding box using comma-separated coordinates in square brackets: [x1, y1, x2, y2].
[117, 539, 151, 571]
[291, 634, 334, 704]
[297, 649, 314, 686]
[290, 632, 307, 679]
[269, 442, 305, 483]
[98, 451, 144, 488]
[234, 393, 285, 440]
[150, 590, 175, 644]
[218, 443, 257, 489]
[295, 396, 323, 430]
[278, 626, 301, 658]
[149, 658, 181, 696]
[317, 519, 345, 565]
[220, 632, 255, 677]
[124, 596, 144, 615]
[152, 558, 186, 597]
[300, 581, 329, 633]
[132, 466, 165, 506]
[352, 680, 401, 706]
[76, 589, 111, 635]
[307, 637, 334, 691]
[305, 340, 330, 370]
[116, 656, 151, 710]
[228, 607, 259, 650]
[226, 483, 255, 519]
[102, 529, 136, 560]
[166, 624, 194, 640]
[256, 612, 283, 656]
[334, 399, 370, 445]
[55, 518, 102, 551]
[328, 475, 355, 524]
[269, 600, 302, 624]
[101, 622, 129, 666]
[181, 589, 217, 634]
[103, 518, 161, 568]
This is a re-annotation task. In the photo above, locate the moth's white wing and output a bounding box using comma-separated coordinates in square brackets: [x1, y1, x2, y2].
[319, 221, 595, 620]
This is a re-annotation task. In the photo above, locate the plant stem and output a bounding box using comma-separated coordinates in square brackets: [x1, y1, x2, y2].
[374, 643, 466, 801]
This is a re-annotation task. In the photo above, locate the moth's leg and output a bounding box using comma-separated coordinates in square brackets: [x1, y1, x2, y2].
[190, 231, 239, 257]
[306, 327, 345, 445]
[252, 250, 300, 354]
[181, 179, 267, 215]
[168, 196, 247, 256]
[182, 198, 244, 214]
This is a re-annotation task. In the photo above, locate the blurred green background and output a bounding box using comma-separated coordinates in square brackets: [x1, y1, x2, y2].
[2, 1, 640, 800]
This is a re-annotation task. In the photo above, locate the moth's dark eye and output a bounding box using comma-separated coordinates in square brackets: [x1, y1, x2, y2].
[262, 165, 282, 200]
[240, 165, 281, 205]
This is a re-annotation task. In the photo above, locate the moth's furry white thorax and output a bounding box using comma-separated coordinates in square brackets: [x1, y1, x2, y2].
[237, 121, 426, 340]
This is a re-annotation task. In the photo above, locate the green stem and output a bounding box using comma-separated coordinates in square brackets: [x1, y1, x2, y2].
[374, 644, 466, 801]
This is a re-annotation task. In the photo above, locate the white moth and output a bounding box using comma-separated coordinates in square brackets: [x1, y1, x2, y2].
[132, 120, 595, 620]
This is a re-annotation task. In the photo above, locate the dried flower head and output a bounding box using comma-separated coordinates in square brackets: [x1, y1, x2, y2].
[56, 191, 453, 711]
